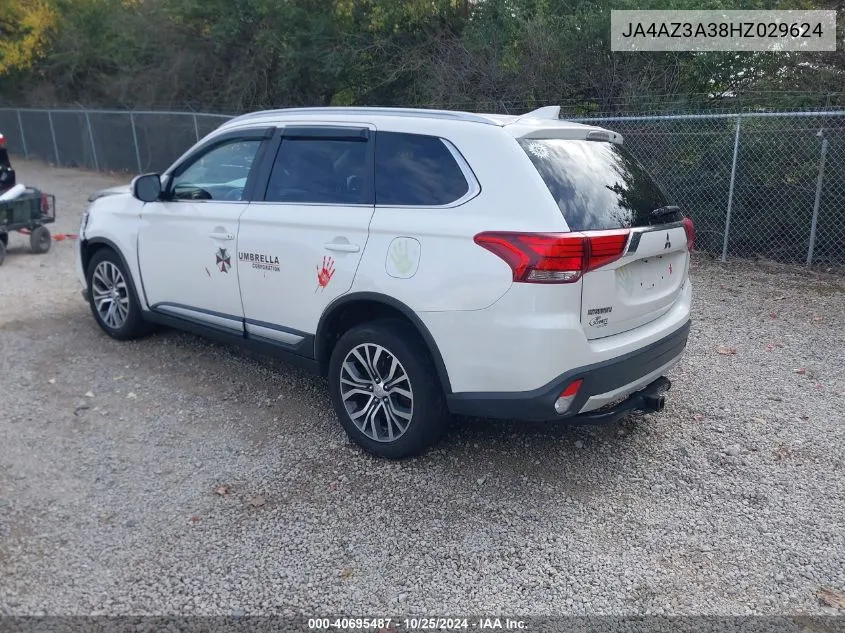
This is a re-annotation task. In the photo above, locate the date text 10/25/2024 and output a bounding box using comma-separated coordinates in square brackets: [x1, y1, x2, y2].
[307, 618, 527, 630]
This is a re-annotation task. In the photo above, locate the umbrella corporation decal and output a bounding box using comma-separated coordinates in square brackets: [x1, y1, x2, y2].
[215, 247, 231, 273]
[213, 248, 281, 273]
[210, 248, 338, 289]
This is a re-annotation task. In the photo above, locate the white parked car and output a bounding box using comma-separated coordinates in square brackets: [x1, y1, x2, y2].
[77, 106, 693, 458]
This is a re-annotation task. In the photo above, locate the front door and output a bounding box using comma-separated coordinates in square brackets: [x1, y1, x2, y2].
[237, 125, 375, 350]
[137, 129, 269, 333]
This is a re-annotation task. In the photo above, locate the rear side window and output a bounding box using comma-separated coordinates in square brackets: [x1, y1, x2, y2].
[518, 138, 669, 230]
[375, 132, 470, 206]
[265, 138, 370, 205]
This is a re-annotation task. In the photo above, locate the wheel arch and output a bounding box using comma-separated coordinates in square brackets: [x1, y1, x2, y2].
[81, 237, 147, 308]
[315, 292, 452, 394]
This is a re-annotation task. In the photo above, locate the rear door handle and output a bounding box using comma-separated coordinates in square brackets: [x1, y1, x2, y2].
[324, 243, 360, 253]
[209, 232, 235, 240]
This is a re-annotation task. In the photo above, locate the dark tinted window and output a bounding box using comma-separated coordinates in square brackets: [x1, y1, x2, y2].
[376, 132, 470, 206]
[518, 138, 669, 230]
[265, 138, 370, 204]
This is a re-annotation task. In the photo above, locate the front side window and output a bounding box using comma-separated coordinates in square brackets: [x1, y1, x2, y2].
[375, 132, 470, 206]
[264, 137, 370, 205]
[170, 139, 262, 201]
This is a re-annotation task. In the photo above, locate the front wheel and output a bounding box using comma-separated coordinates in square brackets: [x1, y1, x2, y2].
[328, 319, 448, 459]
[86, 248, 151, 340]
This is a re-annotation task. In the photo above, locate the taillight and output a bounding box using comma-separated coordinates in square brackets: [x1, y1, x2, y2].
[682, 217, 695, 251]
[474, 230, 629, 284]
[41, 193, 49, 215]
[0, 133, 5, 148]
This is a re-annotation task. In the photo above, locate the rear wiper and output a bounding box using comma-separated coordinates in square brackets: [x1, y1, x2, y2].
[650, 205, 681, 221]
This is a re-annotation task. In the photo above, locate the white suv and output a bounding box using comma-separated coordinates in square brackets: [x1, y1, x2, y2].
[77, 106, 693, 458]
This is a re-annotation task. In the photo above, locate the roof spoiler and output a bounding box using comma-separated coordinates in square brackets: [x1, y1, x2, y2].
[512, 106, 561, 123]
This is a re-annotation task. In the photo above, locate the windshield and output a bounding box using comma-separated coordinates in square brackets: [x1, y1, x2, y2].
[519, 138, 670, 231]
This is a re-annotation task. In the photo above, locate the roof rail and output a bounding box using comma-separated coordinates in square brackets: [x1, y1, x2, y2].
[225, 106, 500, 126]
[512, 105, 561, 123]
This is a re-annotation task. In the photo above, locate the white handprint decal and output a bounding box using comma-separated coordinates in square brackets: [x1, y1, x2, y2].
[386, 238, 420, 279]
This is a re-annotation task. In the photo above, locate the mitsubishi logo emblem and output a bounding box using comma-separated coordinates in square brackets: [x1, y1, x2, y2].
[664, 233, 671, 249]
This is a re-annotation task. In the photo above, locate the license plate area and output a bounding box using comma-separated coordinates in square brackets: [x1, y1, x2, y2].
[617, 255, 677, 296]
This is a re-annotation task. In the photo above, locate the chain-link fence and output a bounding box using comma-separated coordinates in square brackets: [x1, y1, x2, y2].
[1, 107, 843, 267]
[0, 108, 231, 175]
[578, 111, 845, 267]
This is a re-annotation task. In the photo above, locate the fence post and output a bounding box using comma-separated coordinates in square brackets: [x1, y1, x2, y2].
[48, 110, 60, 165]
[722, 115, 742, 262]
[84, 110, 99, 171]
[16, 109, 28, 158]
[193, 114, 200, 143]
[130, 113, 142, 173]
[806, 136, 829, 266]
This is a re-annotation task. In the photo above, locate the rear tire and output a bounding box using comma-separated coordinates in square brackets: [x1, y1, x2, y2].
[30, 226, 51, 254]
[0, 239, 6, 266]
[86, 248, 151, 340]
[328, 319, 448, 459]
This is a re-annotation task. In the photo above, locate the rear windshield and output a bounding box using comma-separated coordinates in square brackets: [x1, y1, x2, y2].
[518, 138, 669, 230]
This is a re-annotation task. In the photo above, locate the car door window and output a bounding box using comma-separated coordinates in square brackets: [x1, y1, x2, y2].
[264, 137, 371, 205]
[375, 132, 470, 206]
[170, 139, 262, 201]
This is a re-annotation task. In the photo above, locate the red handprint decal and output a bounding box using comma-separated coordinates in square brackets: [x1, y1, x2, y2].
[316, 256, 335, 292]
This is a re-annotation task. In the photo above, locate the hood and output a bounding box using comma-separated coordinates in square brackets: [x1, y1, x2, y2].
[88, 184, 130, 203]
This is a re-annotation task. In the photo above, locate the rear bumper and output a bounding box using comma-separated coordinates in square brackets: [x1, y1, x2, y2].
[445, 319, 690, 423]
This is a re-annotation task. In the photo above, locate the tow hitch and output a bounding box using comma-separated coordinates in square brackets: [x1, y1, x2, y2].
[639, 376, 671, 413]
[641, 376, 671, 412]
[576, 376, 672, 425]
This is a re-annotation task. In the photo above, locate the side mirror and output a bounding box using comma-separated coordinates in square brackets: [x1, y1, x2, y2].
[131, 173, 162, 203]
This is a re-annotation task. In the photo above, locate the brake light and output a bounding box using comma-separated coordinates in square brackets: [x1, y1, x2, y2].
[682, 217, 695, 251]
[0, 133, 5, 148]
[474, 230, 630, 284]
[41, 193, 49, 215]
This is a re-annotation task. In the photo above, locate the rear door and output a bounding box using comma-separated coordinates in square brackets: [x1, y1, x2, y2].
[519, 137, 690, 339]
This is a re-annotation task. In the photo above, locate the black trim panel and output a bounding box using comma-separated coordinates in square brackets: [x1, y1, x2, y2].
[282, 126, 370, 141]
[151, 301, 243, 325]
[143, 310, 319, 374]
[148, 303, 317, 358]
[627, 232, 642, 253]
[446, 319, 691, 422]
[244, 317, 311, 338]
[315, 292, 453, 393]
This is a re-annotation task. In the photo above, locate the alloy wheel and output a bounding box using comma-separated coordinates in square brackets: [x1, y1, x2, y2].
[91, 260, 130, 330]
[339, 343, 414, 442]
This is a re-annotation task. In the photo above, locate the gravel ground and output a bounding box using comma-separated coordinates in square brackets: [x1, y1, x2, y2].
[1, 157, 844, 617]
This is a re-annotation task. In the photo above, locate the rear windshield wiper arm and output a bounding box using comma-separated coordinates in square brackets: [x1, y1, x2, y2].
[650, 205, 681, 220]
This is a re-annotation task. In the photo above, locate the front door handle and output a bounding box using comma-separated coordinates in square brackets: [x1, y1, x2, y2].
[209, 232, 235, 240]
[324, 242, 360, 253]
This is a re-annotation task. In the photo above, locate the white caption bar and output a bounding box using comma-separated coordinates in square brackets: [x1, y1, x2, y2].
[611, 10, 836, 52]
